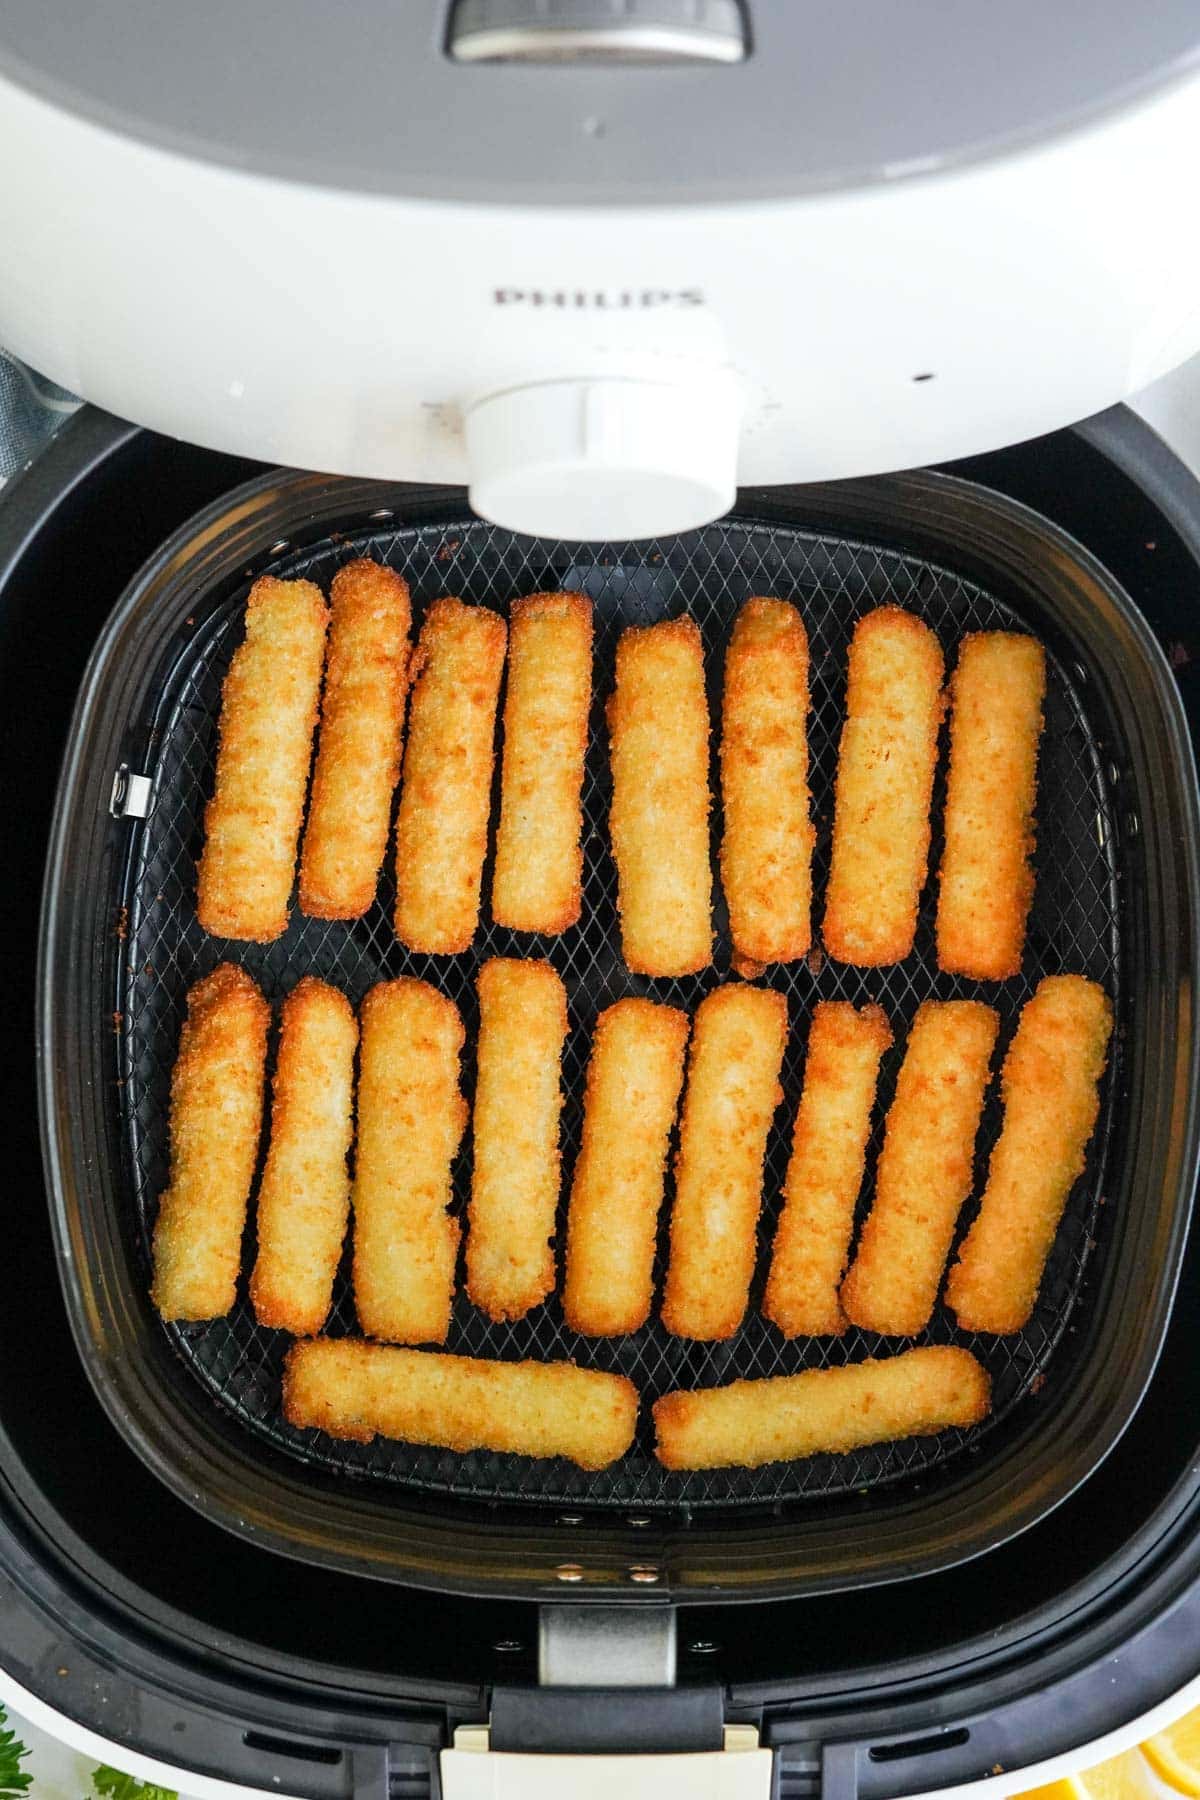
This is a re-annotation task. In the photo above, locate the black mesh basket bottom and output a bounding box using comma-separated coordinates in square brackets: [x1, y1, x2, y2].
[119, 515, 1119, 1513]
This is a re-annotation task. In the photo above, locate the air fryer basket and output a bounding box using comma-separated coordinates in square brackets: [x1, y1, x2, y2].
[39, 469, 1198, 1601]
[125, 508, 1117, 1512]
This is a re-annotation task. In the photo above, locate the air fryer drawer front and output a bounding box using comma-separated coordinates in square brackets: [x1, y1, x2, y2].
[38, 466, 1200, 1602]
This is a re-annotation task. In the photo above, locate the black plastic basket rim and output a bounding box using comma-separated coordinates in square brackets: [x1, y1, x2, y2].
[37, 466, 1200, 1601]
[121, 503, 1117, 1512]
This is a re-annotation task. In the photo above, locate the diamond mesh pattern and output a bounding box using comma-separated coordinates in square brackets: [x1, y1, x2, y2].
[117, 515, 1120, 1512]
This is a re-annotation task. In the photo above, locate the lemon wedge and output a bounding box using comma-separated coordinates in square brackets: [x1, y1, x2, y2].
[1014, 1751, 1155, 1800]
[1144, 1708, 1200, 1795]
[1010, 1779, 1080, 1800]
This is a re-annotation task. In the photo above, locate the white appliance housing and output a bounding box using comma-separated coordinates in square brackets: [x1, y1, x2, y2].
[1, 3, 1200, 536]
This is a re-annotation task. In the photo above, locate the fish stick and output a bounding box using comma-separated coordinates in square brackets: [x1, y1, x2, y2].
[151, 963, 269, 1320]
[840, 1000, 998, 1335]
[608, 616, 713, 977]
[394, 598, 506, 954]
[936, 632, 1047, 980]
[720, 597, 813, 965]
[249, 978, 358, 1337]
[946, 975, 1113, 1333]
[822, 607, 945, 967]
[492, 592, 593, 934]
[662, 984, 788, 1341]
[299, 559, 412, 919]
[283, 1339, 638, 1471]
[197, 576, 328, 941]
[466, 958, 569, 1322]
[764, 1001, 893, 1337]
[563, 998, 690, 1337]
[653, 1346, 990, 1470]
[352, 978, 467, 1344]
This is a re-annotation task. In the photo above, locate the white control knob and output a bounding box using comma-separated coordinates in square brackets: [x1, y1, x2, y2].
[464, 375, 742, 541]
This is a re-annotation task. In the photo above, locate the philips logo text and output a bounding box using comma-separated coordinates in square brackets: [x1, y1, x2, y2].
[494, 288, 704, 309]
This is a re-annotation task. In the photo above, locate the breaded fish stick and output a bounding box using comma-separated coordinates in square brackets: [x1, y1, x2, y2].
[936, 632, 1046, 980]
[151, 964, 269, 1320]
[662, 984, 788, 1340]
[720, 597, 813, 966]
[394, 598, 506, 954]
[608, 616, 713, 977]
[283, 1339, 638, 1470]
[764, 1001, 892, 1337]
[352, 978, 467, 1344]
[946, 975, 1113, 1333]
[250, 978, 358, 1337]
[563, 998, 690, 1337]
[822, 607, 944, 967]
[492, 592, 593, 934]
[653, 1345, 990, 1470]
[299, 560, 411, 919]
[840, 1000, 998, 1335]
[197, 577, 328, 941]
[466, 958, 568, 1322]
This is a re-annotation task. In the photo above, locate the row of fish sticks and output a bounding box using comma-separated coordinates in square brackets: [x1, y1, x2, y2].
[194, 569, 1047, 984]
[151, 963, 1111, 1347]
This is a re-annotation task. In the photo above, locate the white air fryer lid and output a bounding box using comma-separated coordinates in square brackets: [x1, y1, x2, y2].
[0, 0, 1198, 205]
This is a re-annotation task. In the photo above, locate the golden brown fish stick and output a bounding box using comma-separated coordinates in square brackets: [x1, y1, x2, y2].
[563, 998, 690, 1337]
[653, 1346, 990, 1470]
[822, 607, 945, 967]
[466, 959, 569, 1323]
[492, 592, 593, 934]
[394, 598, 507, 954]
[197, 577, 328, 941]
[764, 1001, 892, 1337]
[840, 1000, 998, 1336]
[250, 978, 358, 1337]
[299, 560, 411, 920]
[946, 975, 1113, 1333]
[936, 632, 1047, 981]
[608, 616, 713, 977]
[151, 964, 269, 1321]
[283, 1339, 638, 1470]
[352, 978, 467, 1344]
[662, 984, 788, 1341]
[720, 597, 813, 965]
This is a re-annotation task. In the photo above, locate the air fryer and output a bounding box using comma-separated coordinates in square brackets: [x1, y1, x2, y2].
[4, 3, 1200, 1794]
